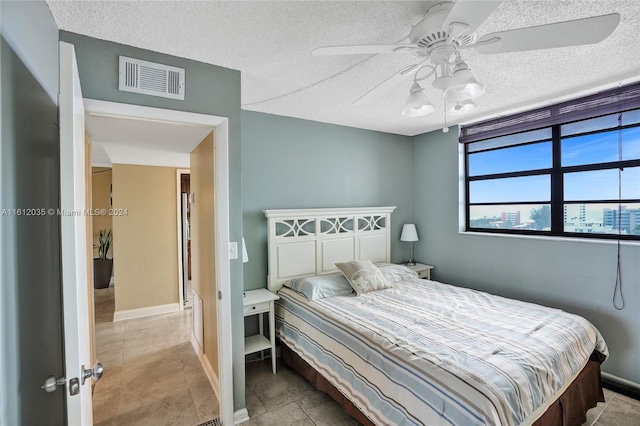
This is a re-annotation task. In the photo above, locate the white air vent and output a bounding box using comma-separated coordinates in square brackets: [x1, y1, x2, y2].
[192, 289, 204, 351]
[119, 56, 185, 100]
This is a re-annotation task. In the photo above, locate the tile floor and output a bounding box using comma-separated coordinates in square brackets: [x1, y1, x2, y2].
[92, 287, 219, 426]
[244, 358, 640, 426]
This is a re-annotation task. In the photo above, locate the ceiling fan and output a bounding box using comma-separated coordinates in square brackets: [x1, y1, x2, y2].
[312, 0, 620, 119]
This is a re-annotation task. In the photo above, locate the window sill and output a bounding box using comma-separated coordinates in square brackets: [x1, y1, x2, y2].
[458, 230, 640, 247]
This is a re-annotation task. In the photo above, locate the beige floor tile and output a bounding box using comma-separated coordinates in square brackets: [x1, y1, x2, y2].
[245, 359, 275, 387]
[245, 390, 267, 418]
[118, 359, 190, 413]
[596, 395, 640, 426]
[297, 391, 360, 426]
[92, 385, 120, 424]
[249, 367, 315, 411]
[167, 311, 192, 331]
[98, 345, 124, 370]
[92, 287, 218, 426]
[243, 401, 314, 426]
[613, 392, 640, 408]
[121, 337, 182, 371]
[192, 385, 220, 422]
[115, 386, 200, 426]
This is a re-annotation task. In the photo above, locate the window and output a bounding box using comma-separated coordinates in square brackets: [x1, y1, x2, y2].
[464, 102, 640, 240]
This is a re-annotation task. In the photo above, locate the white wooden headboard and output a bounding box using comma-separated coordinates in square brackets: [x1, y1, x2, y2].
[263, 207, 396, 292]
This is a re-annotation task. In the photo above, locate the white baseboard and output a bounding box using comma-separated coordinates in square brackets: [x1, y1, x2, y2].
[233, 408, 249, 425]
[191, 335, 221, 403]
[602, 372, 640, 392]
[113, 302, 180, 321]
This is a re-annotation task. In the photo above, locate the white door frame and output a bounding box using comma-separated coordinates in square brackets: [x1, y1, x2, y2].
[82, 99, 234, 426]
[59, 41, 93, 426]
[176, 168, 190, 310]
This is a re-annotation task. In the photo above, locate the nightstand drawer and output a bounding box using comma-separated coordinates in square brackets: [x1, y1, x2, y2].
[243, 301, 270, 315]
[416, 270, 430, 279]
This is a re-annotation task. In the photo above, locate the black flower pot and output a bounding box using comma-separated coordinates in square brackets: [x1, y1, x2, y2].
[93, 258, 113, 289]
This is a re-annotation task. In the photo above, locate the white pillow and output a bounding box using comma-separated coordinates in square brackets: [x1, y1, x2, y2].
[283, 273, 353, 301]
[335, 260, 392, 296]
[377, 264, 419, 283]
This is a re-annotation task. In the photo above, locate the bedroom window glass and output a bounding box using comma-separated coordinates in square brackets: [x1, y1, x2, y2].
[465, 106, 640, 240]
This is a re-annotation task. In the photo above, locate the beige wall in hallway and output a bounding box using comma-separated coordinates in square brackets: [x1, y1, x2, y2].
[112, 164, 180, 312]
[91, 166, 112, 259]
[190, 131, 219, 377]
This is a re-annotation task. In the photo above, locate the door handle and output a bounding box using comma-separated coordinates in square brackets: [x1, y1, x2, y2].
[81, 362, 104, 385]
[41, 375, 66, 393]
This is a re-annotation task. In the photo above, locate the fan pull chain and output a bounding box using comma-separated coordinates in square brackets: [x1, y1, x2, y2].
[613, 112, 625, 310]
[442, 100, 449, 133]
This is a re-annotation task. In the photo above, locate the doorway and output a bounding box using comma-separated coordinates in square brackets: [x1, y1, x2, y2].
[82, 99, 234, 425]
[177, 170, 192, 309]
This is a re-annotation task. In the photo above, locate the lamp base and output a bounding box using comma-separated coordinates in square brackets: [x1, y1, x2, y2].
[405, 259, 416, 266]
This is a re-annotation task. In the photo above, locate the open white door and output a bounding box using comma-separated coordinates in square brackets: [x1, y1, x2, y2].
[59, 41, 93, 425]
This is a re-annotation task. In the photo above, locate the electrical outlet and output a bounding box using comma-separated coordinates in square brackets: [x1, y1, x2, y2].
[229, 242, 238, 260]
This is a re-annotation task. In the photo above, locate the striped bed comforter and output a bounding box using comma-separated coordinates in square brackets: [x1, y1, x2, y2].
[275, 279, 608, 426]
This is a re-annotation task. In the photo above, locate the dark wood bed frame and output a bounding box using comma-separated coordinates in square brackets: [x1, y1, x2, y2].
[282, 344, 605, 426]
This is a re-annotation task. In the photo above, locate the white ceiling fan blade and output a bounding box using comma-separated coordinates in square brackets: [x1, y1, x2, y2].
[312, 44, 417, 56]
[475, 13, 620, 54]
[353, 63, 421, 106]
[442, 0, 503, 35]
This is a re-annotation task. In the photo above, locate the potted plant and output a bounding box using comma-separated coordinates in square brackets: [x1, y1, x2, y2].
[93, 228, 113, 289]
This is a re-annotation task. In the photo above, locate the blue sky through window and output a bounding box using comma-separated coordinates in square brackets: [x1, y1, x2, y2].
[470, 128, 640, 204]
[469, 142, 551, 176]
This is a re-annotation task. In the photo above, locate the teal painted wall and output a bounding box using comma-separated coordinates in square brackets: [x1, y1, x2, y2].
[412, 126, 640, 386]
[241, 111, 413, 291]
[58, 31, 247, 411]
[2, 1, 63, 424]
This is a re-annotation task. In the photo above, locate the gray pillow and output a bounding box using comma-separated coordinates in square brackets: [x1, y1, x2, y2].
[335, 260, 392, 296]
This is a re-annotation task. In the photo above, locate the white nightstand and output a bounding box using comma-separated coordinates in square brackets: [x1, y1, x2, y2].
[243, 288, 280, 374]
[403, 263, 434, 280]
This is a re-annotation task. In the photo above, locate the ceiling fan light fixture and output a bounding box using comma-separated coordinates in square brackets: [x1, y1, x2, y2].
[443, 63, 485, 101]
[402, 82, 435, 117]
[449, 99, 479, 114]
[443, 79, 485, 101]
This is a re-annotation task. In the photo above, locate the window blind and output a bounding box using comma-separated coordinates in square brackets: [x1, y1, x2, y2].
[459, 82, 640, 144]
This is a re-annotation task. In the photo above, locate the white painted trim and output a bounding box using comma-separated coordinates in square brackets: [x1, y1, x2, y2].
[233, 408, 250, 425]
[113, 303, 179, 322]
[60, 41, 93, 426]
[176, 168, 190, 311]
[82, 99, 234, 426]
[213, 119, 235, 426]
[191, 334, 221, 403]
[602, 372, 640, 392]
[83, 99, 226, 128]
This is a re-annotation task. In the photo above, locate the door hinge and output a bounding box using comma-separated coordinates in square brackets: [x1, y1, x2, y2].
[218, 290, 222, 300]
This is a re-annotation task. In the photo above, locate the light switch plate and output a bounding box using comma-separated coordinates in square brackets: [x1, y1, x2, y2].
[229, 242, 238, 260]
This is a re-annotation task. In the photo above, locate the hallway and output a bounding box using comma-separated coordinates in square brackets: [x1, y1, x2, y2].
[92, 287, 219, 425]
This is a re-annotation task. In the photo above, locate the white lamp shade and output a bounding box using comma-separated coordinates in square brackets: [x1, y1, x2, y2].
[400, 224, 419, 242]
[402, 83, 435, 117]
[242, 237, 249, 263]
[444, 69, 485, 101]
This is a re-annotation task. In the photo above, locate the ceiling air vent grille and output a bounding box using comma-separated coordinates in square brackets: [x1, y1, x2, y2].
[119, 56, 185, 100]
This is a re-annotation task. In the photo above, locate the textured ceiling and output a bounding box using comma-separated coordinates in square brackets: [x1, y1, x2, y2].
[48, 1, 640, 136]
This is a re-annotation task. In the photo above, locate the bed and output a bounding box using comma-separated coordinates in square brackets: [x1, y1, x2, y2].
[264, 207, 608, 426]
